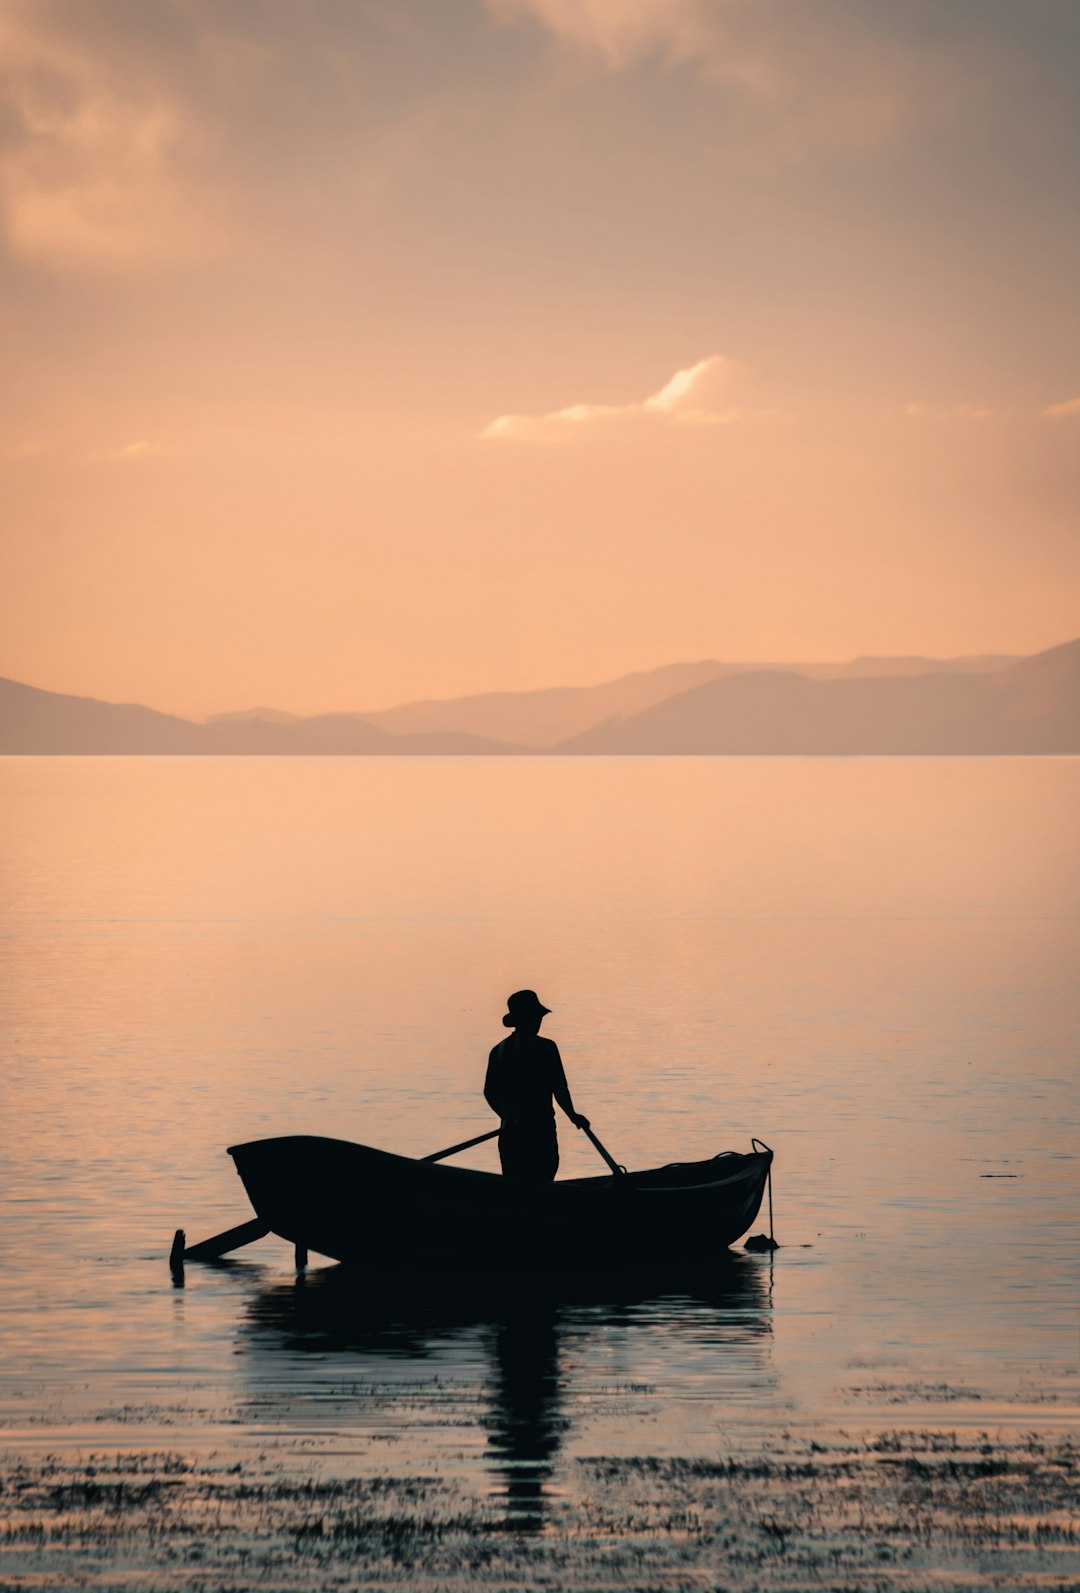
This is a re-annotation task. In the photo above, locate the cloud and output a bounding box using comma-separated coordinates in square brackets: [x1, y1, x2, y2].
[486, 0, 701, 70]
[0, 3, 220, 274]
[905, 398, 1080, 423]
[0, 2, 447, 277]
[485, 0, 984, 165]
[481, 355, 765, 440]
[1, 438, 55, 460]
[77, 439, 169, 465]
[2, 433, 169, 463]
[904, 402, 993, 421]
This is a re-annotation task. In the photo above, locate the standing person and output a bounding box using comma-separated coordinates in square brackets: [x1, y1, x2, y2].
[484, 990, 589, 1183]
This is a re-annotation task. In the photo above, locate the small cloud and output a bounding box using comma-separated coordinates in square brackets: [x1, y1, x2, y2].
[2, 438, 55, 460]
[644, 361, 714, 413]
[77, 439, 168, 464]
[482, 355, 760, 440]
[904, 402, 993, 421]
[1045, 397, 1080, 420]
[487, 0, 694, 71]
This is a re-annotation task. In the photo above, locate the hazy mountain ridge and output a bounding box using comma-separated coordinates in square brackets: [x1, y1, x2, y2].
[1, 644, 1074, 754]
[206, 706, 300, 724]
[559, 640, 1080, 754]
[0, 679, 518, 755]
[357, 660, 729, 747]
[0, 677, 206, 755]
[840, 654, 1015, 678]
[329, 653, 1020, 746]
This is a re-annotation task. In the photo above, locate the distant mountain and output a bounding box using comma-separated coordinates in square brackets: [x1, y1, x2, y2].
[0, 679, 516, 755]
[352, 653, 1018, 746]
[205, 706, 300, 724]
[198, 713, 513, 755]
[559, 640, 1080, 754]
[359, 661, 731, 747]
[1, 644, 1067, 755]
[840, 653, 1016, 678]
[0, 677, 205, 754]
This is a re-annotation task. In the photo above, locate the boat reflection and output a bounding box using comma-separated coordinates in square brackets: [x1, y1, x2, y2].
[484, 1294, 565, 1527]
[240, 1259, 772, 1530]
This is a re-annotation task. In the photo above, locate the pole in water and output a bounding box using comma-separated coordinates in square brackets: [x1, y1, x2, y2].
[175, 1218, 270, 1264]
[169, 1229, 186, 1282]
[745, 1140, 779, 1251]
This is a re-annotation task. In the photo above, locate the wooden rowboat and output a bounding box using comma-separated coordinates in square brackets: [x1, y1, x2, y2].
[214, 1134, 773, 1271]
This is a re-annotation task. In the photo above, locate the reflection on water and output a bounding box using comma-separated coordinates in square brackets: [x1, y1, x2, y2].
[485, 1303, 563, 1527]
[242, 1260, 772, 1526]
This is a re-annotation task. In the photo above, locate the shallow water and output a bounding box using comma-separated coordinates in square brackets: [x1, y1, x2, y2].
[0, 756, 1077, 1536]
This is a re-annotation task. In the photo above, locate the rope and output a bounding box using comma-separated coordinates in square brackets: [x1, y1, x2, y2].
[749, 1138, 777, 1250]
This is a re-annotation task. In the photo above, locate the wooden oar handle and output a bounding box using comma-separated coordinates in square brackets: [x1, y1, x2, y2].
[582, 1123, 626, 1176]
[424, 1123, 627, 1177]
[422, 1127, 501, 1163]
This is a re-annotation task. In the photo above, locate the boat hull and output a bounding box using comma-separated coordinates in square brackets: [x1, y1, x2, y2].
[227, 1135, 772, 1271]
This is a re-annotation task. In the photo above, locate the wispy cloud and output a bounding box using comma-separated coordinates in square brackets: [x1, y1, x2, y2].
[904, 402, 994, 421]
[3, 435, 169, 463]
[1, 438, 55, 460]
[0, 4, 219, 274]
[481, 355, 771, 440]
[905, 398, 1080, 423]
[487, 0, 700, 70]
[486, 0, 991, 165]
[0, 3, 431, 278]
[77, 439, 169, 465]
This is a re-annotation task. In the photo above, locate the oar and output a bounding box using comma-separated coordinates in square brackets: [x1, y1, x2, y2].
[421, 1127, 500, 1163]
[423, 1122, 627, 1177]
[581, 1122, 626, 1176]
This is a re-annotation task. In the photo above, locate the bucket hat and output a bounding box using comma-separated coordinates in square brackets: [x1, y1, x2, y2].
[502, 989, 551, 1028]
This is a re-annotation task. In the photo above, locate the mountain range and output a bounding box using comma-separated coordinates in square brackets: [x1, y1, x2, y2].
[1, 641, 1077, 754]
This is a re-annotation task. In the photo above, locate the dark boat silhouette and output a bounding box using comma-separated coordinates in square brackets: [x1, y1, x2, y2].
[223, 1135, 772, 1271]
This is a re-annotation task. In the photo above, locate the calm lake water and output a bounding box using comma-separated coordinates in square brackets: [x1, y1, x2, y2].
[1, 756, 1077, 1522]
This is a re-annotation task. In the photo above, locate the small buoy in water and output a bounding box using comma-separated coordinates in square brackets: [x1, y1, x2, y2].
[744, 1233, 779, 1252]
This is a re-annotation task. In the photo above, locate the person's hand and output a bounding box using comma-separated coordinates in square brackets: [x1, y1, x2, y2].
[572, 1113, 590, 1130]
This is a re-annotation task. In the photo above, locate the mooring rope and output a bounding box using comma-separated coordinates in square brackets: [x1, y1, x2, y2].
[750, 1138, 776, 1249]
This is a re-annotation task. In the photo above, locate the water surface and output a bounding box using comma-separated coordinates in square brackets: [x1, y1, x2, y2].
[1, 756, 1076, 1525]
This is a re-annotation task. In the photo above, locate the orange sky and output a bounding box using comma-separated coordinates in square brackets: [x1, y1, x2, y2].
[1, 0, 1078, 718]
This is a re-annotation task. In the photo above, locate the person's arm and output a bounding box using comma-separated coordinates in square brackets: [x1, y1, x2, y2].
[484, 1046, 504, 1120]
[550, 1042, 589, 1129]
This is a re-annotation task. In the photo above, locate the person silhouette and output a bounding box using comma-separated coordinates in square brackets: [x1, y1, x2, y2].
[484, 991, 589, 1182]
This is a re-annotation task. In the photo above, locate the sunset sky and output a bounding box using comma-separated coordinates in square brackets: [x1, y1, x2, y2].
[2, 0, 1079, 718]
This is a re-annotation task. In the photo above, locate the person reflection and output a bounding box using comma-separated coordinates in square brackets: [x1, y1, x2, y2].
[484, 991, 589, 1182]
[484, 1293, 564, 1530]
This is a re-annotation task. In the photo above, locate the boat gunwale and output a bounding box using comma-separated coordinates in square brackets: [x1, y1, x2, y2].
[227, 1133, 770, 1195]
